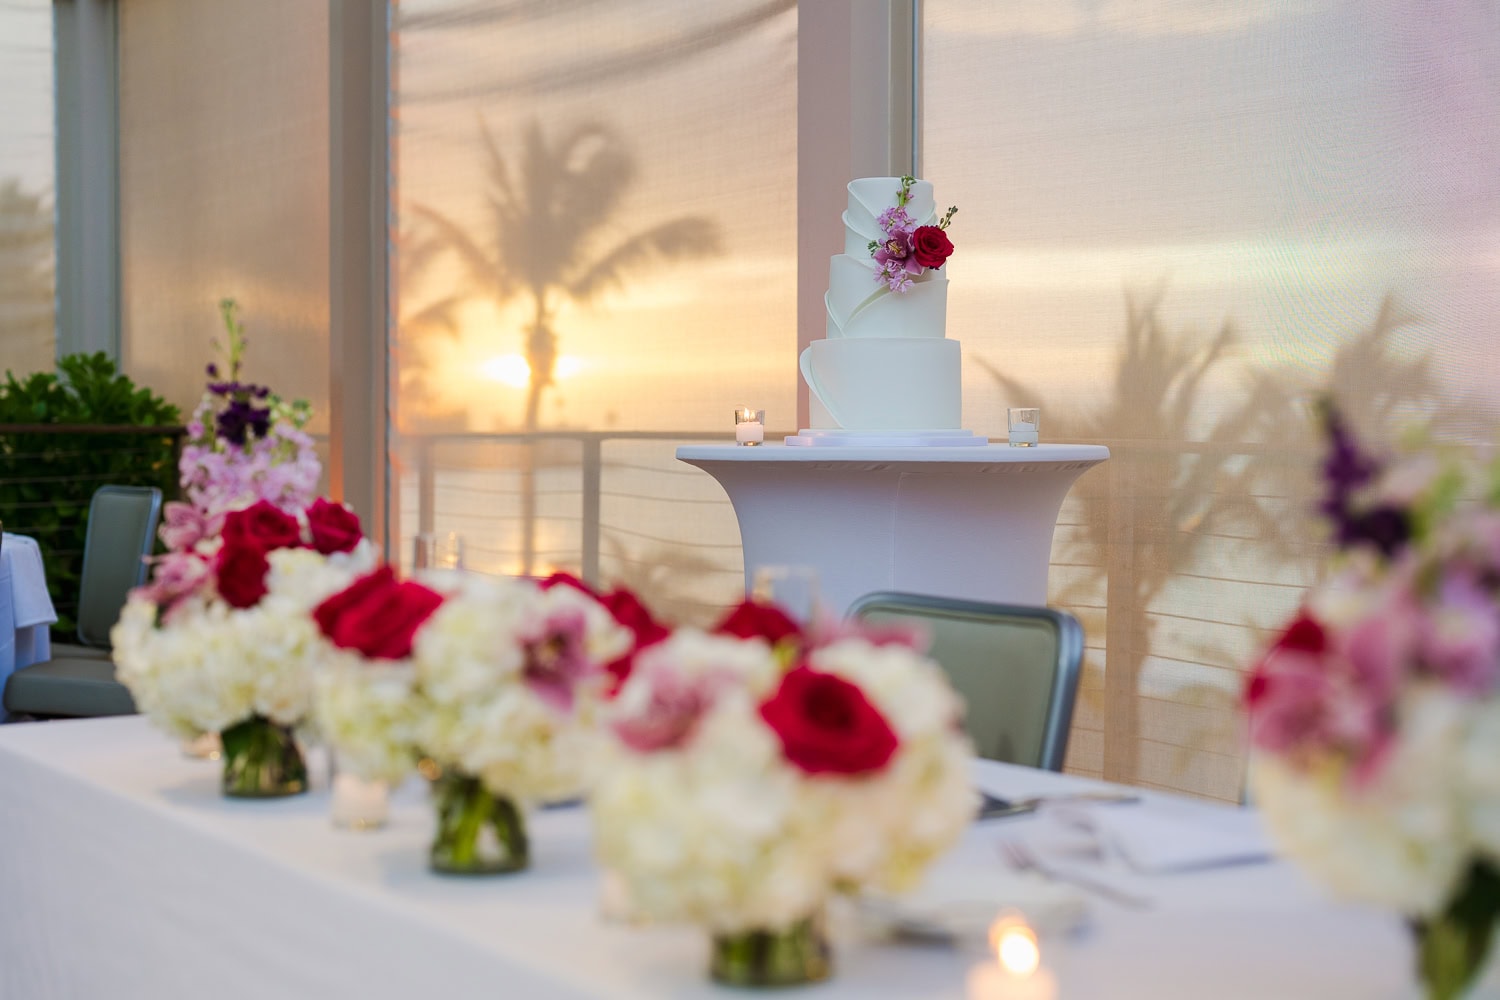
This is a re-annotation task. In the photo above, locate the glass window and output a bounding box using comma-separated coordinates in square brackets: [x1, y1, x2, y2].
[0, 0, 57, 378]
[924, 1, 1500, 799]
[392, 0, 798, 623]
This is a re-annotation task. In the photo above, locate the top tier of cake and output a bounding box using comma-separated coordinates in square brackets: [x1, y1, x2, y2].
[824, 177, 948, 341]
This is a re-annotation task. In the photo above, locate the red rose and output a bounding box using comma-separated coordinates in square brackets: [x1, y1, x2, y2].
[714, 600, 803, 646]
[1246, 611, 1328, 709]
[600, 587, 671, 692]
[314, 566, 444, 660]
[540, 572, 600, 598]
[306, 498, 363, 555]
[314, 566, 396, 638]
[759, 666, 899, 776]
[910, 225, 954, 269]
[216, 541, 271, 609]
[222, 500, 303, 553]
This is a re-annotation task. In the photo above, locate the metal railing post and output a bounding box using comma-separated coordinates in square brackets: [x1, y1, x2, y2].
[581, 436, 602, 587]
[417, 436, 435, 537]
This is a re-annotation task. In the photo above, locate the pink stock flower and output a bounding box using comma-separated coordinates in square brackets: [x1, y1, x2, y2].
[140, 551, 212, 620]
[1246, 610, 1399, 782]
[159, 501, 209, 552]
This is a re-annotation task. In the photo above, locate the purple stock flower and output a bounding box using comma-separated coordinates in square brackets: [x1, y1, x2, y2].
[1317, 402, 1412, 557]
[877, 205, 914, 232]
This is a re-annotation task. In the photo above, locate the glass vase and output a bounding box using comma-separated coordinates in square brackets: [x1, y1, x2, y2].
[428, 772, 529, 875]
[709, 911, 831, 988]
[219, 715, 307, 798]
[1412, 861, 1500, 1000]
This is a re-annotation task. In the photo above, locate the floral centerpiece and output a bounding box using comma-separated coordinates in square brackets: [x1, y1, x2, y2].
[113, 301, 374, 796]
[113, 499, 376, 796]
[1246, 403, 1500, 1000]
[312, 570, 648, 874]
[591, 601, 976, 987]
[867, 175, 957, 293]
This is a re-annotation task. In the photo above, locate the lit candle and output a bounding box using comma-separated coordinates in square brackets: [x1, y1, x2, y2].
[734, 407, 765, 446]
[331, 772, 389, 830]
[967, 916, 1058, 1000]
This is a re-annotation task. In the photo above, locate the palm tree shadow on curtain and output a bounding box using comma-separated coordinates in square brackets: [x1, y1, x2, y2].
[976, 290, 1482, 800]
[410, 117, 722, 577]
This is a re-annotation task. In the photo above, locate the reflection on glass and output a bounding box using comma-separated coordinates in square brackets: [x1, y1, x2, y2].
[413, 531, 466, 571]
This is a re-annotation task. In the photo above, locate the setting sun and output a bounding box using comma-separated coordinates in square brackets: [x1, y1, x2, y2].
[480, 353, 583, 388]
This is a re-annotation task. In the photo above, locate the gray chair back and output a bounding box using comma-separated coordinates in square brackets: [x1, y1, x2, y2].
[75, 485, 162, 647]
[850, 592, 1083, 771]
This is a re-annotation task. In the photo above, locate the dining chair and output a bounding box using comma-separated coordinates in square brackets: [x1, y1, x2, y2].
[2, 485, 160, 718]
[848, 592, 1083, 771]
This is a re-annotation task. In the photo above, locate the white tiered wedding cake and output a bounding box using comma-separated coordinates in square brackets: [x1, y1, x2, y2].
[788, 176, 984, 447]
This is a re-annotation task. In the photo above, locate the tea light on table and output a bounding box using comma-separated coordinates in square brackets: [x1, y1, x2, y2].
[331, 772, 390, 830]
[967, 916, 1058, 1000]
[734, 407, 765, 446]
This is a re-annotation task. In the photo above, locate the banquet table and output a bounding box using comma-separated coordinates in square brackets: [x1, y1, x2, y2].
[0, 533, 57, 721]
[0, 716, 1426, 1000]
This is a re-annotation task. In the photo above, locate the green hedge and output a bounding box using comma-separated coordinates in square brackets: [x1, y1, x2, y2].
[0, 353, 182, 640]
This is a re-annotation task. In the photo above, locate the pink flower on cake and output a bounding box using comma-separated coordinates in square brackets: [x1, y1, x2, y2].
[866, 175, 957, 294]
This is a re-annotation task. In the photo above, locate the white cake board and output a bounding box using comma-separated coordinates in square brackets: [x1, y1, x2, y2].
[785, 428, 988, 447]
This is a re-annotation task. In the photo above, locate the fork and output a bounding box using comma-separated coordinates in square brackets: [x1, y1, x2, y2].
[998, 838, 1152, 910]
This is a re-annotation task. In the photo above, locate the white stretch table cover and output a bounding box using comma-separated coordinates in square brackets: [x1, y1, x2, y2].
[0, 716, 1428, 999]
[675, 444, 1108, 616]
[0, 533, 56, 695]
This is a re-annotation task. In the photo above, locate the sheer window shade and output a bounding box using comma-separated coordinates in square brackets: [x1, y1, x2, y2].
[0, 1, 56, 378]
[118, 0, 331, 436]
[924, 0, 1500, 800]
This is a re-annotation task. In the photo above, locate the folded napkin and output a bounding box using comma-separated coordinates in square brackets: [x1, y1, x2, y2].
[3, 534, 59, 629]
[1039, 800, 1273, 875]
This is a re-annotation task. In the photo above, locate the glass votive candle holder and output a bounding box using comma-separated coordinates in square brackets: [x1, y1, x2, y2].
[1008, 408, 1040, 448]
[735, 407, 766, 446]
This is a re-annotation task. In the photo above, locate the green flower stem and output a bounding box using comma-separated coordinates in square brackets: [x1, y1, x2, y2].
[710, 913, 831, 988]
[428, 773, 528, 875]
[1414, 861, 1500, 1000]
[219, 715, 307, 798]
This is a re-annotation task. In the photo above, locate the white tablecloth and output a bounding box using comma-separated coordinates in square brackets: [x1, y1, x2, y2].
[0, 533, 56, 717]
[0, 716, 1431, 999]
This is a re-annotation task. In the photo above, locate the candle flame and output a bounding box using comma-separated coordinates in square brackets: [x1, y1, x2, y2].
[990, 918, 1040, 978]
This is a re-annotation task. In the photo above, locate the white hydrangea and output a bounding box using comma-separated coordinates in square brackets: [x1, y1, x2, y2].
[1252, 684, 1472, 916]
[408, 572, 630, 803]
[592, 632, 976, 933]
[112, 543, 377, 740]
[313, 661, 419, 784]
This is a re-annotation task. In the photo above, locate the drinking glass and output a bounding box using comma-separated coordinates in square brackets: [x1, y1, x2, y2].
[1008, 408, 1041, 448]
[413, 531, 466, 571]
[751, 564, 821, 624]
